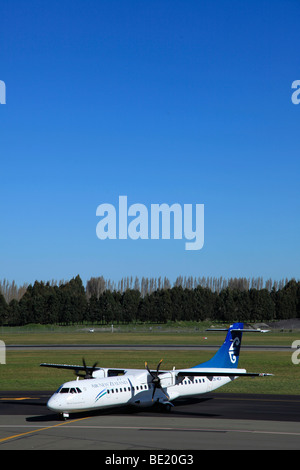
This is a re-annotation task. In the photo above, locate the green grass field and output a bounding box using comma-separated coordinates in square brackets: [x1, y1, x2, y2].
[1, 323, 299, 394]
[0, 322, 298, 346]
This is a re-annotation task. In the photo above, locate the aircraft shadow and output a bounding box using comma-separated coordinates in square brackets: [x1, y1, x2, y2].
[26, 396, 219, 422]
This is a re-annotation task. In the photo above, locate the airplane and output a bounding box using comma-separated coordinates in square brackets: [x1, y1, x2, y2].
[41, 322, 273, 419]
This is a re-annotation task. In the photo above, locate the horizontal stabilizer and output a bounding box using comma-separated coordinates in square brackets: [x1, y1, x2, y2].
[206, 328, 270, 333]
[177, 371, 273, 378]
[176, 368, 273, 378]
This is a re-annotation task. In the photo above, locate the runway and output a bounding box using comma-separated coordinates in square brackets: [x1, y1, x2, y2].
[7, 344, 290, 351]
[1, 392, 300, 451]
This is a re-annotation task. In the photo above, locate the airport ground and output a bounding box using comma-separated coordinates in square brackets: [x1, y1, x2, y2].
[1, 323, 300, 451]
[1, 391, 300, 451]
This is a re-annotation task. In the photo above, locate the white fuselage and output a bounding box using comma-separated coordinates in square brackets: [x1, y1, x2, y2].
[47, 368, 235, 415]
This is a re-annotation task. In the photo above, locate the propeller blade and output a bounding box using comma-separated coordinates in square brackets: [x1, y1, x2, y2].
[161, 388, 170, 401]
[145, 361, 156, 379]
[145, 359, 167, 402]
[156, 359, 163, 373]
[74, 358, 98, 379]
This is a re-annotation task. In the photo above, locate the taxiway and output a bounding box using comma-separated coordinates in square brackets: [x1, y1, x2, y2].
[0, 392, 300, 450]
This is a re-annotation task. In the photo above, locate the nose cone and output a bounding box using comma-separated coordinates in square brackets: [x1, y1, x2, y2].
[47, 394, 61, 412]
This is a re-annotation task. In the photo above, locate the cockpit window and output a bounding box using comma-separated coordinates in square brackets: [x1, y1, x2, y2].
[58, 387, 82, 394]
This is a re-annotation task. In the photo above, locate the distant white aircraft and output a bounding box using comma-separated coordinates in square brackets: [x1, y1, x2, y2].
[41, 322, 272, 419]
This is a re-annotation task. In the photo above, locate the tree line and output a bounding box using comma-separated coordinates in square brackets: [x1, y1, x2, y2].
[0, 275, 299, 327]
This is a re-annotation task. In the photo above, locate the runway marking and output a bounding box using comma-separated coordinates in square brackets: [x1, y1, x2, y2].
[47, 425, 300, 437]
[2, 424, 297, 436]
[0, 416, 90, 444]
[0, 397, 37, 401]
[1, 423, 300, 441]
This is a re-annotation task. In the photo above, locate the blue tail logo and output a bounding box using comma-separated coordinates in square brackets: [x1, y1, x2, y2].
[194, 322, 244, 369]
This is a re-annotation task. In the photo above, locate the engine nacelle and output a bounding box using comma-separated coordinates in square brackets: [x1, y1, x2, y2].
[159, 371, 176, 388]
[92, 369, 106, 379]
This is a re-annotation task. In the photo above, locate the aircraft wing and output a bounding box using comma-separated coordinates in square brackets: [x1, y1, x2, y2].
[41, 363, 91, 371]
[40, 363, 126, 376]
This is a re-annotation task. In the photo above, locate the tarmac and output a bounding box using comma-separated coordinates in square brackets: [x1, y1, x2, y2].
[1, 392, 300, 451]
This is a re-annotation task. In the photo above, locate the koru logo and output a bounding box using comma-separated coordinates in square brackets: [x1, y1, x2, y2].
[229, 337, 240, 364]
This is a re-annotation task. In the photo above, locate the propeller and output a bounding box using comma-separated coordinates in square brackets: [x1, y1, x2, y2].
[145, 359, 170, 401]
[75, 358, 98, 379]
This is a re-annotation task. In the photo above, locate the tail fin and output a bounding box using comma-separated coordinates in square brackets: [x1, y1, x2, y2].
[194, 322, 244, 369]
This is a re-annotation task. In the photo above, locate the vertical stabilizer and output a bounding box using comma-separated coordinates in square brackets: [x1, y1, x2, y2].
[193, 322, 244, 369]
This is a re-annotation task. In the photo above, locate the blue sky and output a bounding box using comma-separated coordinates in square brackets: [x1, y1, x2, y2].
[0, 0, 299, 287]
